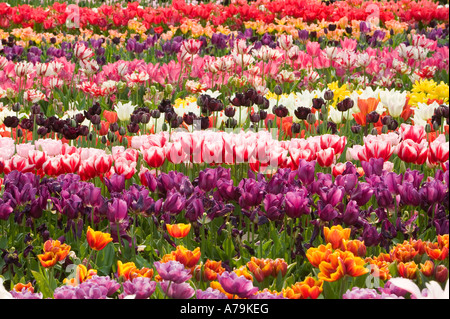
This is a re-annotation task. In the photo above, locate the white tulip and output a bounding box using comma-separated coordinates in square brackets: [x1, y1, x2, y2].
[379, 89, 407, 117]
[115, 101, 137, 122]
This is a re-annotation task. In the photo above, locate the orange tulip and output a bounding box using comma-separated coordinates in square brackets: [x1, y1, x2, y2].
[103, 110, 118, 124]
[438, 234, 449, 250]
[117, 261, 137, 280]
[390, 241, 420, 263]
[37, 252, 58, 268]
[197, 259, 225, 281]
[323, 225, 351, 250]
[272, 258, 288, 277]
[42, 239, 71, 262]
[282, 286, 302, 299]
[397, 261, 418, 279]
[420, 260, 435, 277]
[306, 243, 333, 268]
[166, 223, 191, 238]
[293, 277, 323, 299]
[426, 242, 449, 261]
[344, 239, 366, 258]
[63, 264, 97, 287]
[129, 266, 154, 280]
[247, 257, 274, 282]
[86, 226, 113, 251]
[318, 250, 368, 282]
[233, 266, 253, 282]
[352, 97, 380, 126]
[173, 245, 201, 269]
[13, 282, 34, 293]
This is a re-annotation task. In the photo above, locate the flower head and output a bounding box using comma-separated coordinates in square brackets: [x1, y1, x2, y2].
[86, 227, 113, 251]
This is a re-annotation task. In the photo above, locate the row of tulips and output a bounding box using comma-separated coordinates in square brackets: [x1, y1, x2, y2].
[0, 0, 448, 32]
[0, 122, 448, 180]
[0, 163, 448, 298]
[1, 30, 448, 102]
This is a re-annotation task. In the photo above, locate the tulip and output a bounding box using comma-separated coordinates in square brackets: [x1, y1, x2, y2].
[397, 139, 428, 165]
[143, 146, 165, 168]
[86, 226, 113, 251]
[317, 148, 335, 167]
[166, 223, 191, 239]
[159, 281, 195, 299]
[154, 260, 192, 284]
[217, 271, 259, 298]
[323, 225, 351, 250]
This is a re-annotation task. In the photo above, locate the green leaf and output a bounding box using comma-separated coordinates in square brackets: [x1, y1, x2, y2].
[31, 270, 53, 299]
[223, 237, 235, 260]
[95, 243, 115, 276]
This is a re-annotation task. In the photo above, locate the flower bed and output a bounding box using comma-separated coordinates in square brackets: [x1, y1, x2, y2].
[0, 0, 448, 300]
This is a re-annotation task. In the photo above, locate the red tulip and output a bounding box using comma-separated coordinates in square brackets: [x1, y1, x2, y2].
[114, 157, 136, 179]
[320, 134, 347, 156]
[428, 135, 449, 164]
[27, 150, 47, 170]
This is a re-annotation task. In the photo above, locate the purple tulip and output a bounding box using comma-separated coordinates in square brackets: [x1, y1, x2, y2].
[361, 158, 384, 177]
[318, 185, 345, 207]
[335, 173, 358, 194]
[154, 260, 192, 284]
[185, 197, 204, 222]
[350, 182, 374, 206]
[419, 179, 446, 205]
[317, 203, 338, 221]
[160, 281, 195, 299]
[238, 178, 265, 209]
[104, 174, 126, 194]
[198, 168, 218, 192]
[86, 275, 120, 297]
[215, 179, 240, 201]
[10, 289, 43, 299]
[75, 281, 108, 299]
[250, 291, 286, 299]
[53, 285, 78, 299]
[107, 198, 128, 223]
[397, 183, 421, 206]
[361, 224, 382, 247]
[196, 288, 228, 299]
[122, 277, 157, 299]
[297, 159, 316, 185]
[0, 200, 13, 220]
[403, 169, 424, 189]
[263, 193, 285, 221]
[162, 191, 185, 215]
[217, 271, 258, 298]
[284, 190, 310, 218]
[375, 186, 394, 208]
[342, 200, 360, 225]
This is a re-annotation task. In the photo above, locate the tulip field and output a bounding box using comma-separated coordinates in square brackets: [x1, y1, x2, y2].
[0, 0, 449, 301]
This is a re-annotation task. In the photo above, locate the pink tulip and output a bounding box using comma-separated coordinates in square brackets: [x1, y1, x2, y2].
[397, 139, 428, 165]
[60, 153, 81, 174]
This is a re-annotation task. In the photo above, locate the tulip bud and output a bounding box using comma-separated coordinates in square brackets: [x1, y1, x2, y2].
[274, 85, 282, 96]
[324, 90, 334, 101]
[165, 84, 173, 95]
[425, 123, 431, 133]
[107, 131, 116, 142]
[259, 110, 267, 120]
[119, 126, 126, 136]
[371, 128, 378, 135]
[122, 137, 128, 146]
[306, 113, 316, 124]
[12, 102, 21, 112]
[435, 265, 448, 283]
[351, 125, 361, 134]
[291, 122, 301, 134]
[141, 113, 150, 124]
[109, 122, 119, 132]
[382, 125, 388, 134]
[16, 128, 23, 137]
[151, 110, 161, 119]
[87, 132, 94, 141]
[433, 120, 440, 132]
[150, 85, 157, 95]
[101, 136, 107, 145]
